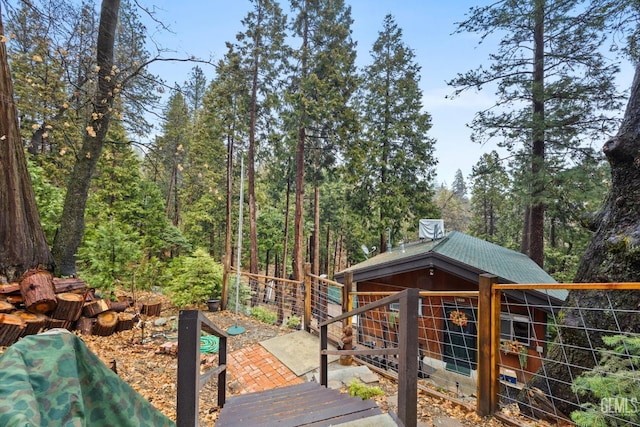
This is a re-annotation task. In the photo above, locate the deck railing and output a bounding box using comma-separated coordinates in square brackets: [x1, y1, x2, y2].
[319, 288, 419, 427]
[176, 310, 228, 427]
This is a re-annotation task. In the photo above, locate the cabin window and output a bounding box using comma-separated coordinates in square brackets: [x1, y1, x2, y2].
[500, 313, 531, 346]
[388, 299, 423, 317]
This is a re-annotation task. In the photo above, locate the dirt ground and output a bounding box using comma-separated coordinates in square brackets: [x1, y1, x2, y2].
[0, 292, 523, 426]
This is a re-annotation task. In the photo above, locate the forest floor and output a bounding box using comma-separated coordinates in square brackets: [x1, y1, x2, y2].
[0, 290, 548, 426]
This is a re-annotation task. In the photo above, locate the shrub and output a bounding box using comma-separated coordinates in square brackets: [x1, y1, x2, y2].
[164, 248, 223, 308]
[249, 306, 277, 325]
[348, 379, 384, 400]
[286, 315, 301, 329]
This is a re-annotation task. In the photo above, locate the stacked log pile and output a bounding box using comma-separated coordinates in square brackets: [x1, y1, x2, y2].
[0, 269, 162, 346]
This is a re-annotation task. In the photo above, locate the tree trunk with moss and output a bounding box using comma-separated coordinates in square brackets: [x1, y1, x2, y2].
[520, 62, 640, 418]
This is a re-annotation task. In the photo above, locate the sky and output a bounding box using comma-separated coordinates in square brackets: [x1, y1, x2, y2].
[140, 0, 633, 187]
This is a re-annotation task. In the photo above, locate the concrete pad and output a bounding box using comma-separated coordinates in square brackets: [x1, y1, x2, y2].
[260, 330, 338, 376]
[313, 365, 380, 389]
[331, 413, 398, 427]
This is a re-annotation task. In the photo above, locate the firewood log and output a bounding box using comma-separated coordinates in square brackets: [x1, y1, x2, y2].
[115, 312, 136, 332]
[75, 316, 96, 336]
[52, 277, 87, 294]
[0, 313, 26, 346]
[6, 295, 23, 305]
[82, 299, 111, 317]
[45, 318, 73, 330]
[0, 282, 19, 294]
[109, 299, 131, 313]
[19, 270, 56, 314]
[51, 293, 85, 321]
[93, 310, 118, 336]
[0, 300, 15, 313]
[14, 311, 47, 336]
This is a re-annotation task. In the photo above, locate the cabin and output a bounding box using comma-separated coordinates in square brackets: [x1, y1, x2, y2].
[333, 220, 567, 392]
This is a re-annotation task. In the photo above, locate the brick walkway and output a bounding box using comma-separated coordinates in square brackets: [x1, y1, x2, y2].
[227, 344, 303, 394]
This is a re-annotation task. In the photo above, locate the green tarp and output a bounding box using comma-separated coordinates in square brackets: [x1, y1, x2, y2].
[0, 330, 175, 427]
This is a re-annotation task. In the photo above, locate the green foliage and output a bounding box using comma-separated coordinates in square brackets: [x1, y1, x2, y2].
[348, 379, 384, 400]
[227, 276, 253, 313]
[249, 306, 277, 325]
[286, 315, 301, 329]
[164, 248, 224, 308]
[132, 255, 163, 291]
[27, 156, 63, 245]
[77, 219, 141, 292]
[571, 335, 640, 426]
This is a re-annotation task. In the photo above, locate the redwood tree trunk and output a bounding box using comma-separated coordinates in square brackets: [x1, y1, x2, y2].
[520, 62, 640, 417]
[248, 4, 263, 277]
[52, 0, 120, 276]
[0, 6, 54, 281]
[221, 134, 234, 310]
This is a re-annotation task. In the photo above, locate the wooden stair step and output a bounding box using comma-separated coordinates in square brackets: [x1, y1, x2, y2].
[216, 382, 383, 427]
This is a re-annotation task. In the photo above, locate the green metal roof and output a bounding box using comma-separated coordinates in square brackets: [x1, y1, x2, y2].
[337, 231, 567, 302]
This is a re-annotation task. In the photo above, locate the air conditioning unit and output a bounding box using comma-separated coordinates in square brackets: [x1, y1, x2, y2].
[419, 219, 445, 240]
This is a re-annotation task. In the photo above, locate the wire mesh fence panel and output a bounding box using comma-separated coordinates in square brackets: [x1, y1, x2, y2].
[494, 285, 640, 426]
[238, 273, 303, 328]
[310, 275, 343, 343]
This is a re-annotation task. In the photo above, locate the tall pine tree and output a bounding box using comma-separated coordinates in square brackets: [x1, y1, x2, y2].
[450, 0, 623, 267]
[346, 14, 437, 251]
[288, 0, 358, 280]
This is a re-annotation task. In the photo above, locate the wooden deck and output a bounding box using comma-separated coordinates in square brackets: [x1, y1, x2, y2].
[215, 381, 384, 426]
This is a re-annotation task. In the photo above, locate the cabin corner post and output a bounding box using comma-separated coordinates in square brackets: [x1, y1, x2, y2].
[477, 274, 498, 417]
[304, 263, 312, 332]
[398, 288, 419, 427]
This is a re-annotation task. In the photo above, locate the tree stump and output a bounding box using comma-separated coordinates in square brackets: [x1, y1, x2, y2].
[0, 313, 26, 346]
[19, 270, 56, 314]
[82, 299, 110, 317]
[138, 297, 162, 317]
[116, 312, 136, 332]
[14, 310, 46, 336]
[75, 317, 96, 336]
[52, 293, 85, 321]
[93, 310, 118, 336]
[0, 300, 15, 313]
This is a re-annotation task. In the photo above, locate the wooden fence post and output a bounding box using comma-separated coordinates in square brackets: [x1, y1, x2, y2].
[477, 274, 498, 416]
[398, 288, 419, 427]
[342, 272, 353, 326]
